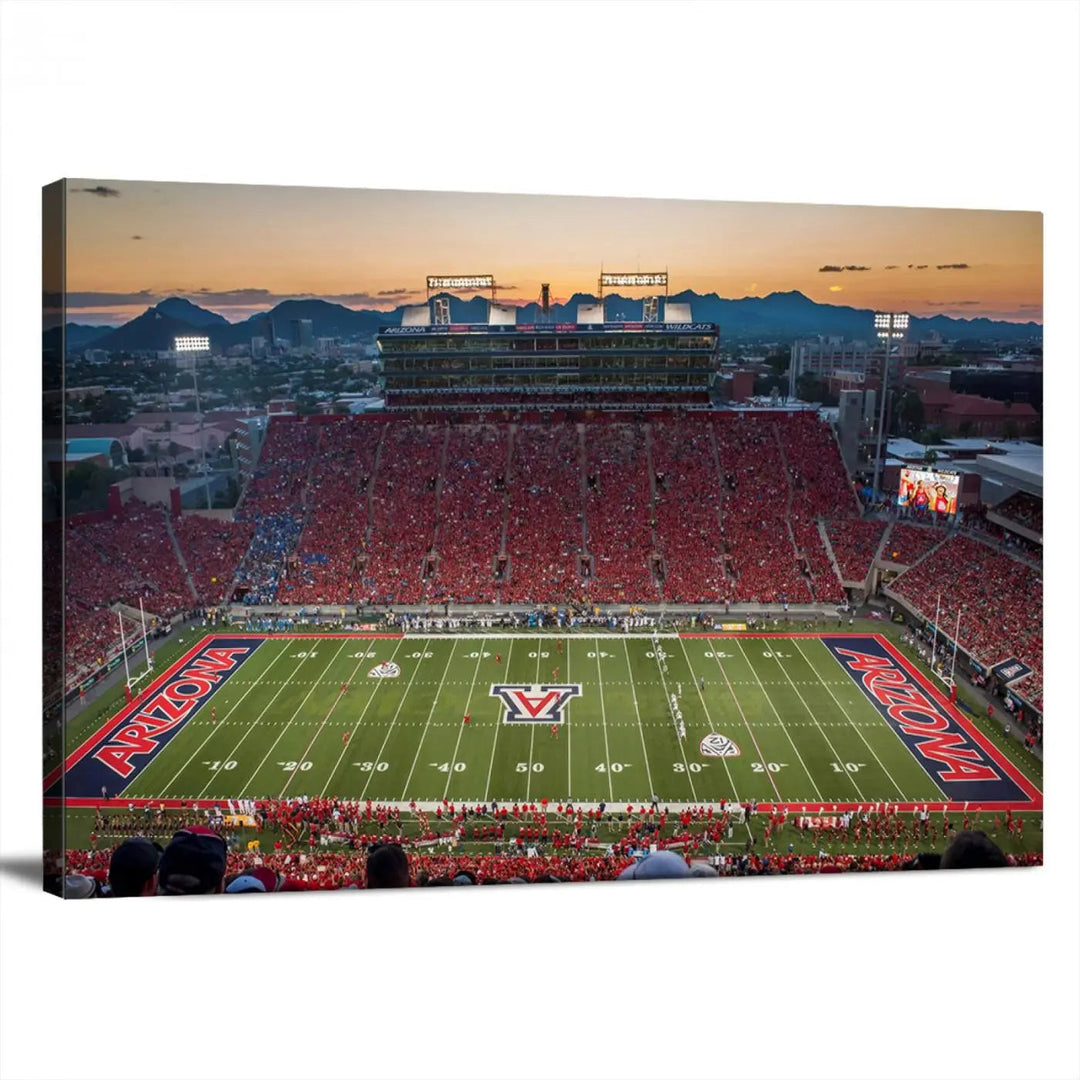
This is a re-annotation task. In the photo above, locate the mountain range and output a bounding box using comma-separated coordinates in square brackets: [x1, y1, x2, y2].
[60, 291, 1042, 354]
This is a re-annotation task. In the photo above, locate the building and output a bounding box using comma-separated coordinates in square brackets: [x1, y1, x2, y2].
[291, 319, 314, 350]
[788, 336, 913, 398]
[376, 297, 719, 410]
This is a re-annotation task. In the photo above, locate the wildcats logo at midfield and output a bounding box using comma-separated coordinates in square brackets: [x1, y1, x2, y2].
[59, 637, 262, 798]
[490, 684, 582, 725]
[824, 637, 1027, 803]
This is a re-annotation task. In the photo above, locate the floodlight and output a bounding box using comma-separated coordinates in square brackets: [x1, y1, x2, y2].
[174, 336, 210, 353]
[600, 272, 668, 288]
[426, 275, 494, 290]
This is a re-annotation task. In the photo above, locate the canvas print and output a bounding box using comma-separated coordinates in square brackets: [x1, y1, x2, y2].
[42, 181, 1043, 897]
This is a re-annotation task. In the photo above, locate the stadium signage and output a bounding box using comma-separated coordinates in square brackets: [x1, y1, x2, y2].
[825, 637, 1026, 801]
[991, 657, 1033, 685]
[490, 683, 582, 725]
[380, 322, 717, 337]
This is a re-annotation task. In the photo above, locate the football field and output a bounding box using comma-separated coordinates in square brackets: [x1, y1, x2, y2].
[51, 632, 1042, 812]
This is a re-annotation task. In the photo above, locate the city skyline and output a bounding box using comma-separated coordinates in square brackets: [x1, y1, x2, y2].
[63, 180, 1043, 326]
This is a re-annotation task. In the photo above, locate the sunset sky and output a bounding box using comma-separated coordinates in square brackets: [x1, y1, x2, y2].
[63, 179, 1043, 325]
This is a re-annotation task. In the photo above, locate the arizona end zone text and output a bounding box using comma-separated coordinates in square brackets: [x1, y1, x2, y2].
[48, 632, 1040, 813]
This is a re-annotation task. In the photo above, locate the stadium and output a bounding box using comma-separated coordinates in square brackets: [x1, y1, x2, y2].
[46, 277, 1044, 894]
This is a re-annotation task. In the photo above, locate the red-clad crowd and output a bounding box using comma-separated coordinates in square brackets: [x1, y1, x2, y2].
[992, 491, 1043, 534]
[714, 415, 812, 603]
[825, 518, 888, 583]
[651, 419, 729, 603]
[584, 424, 656, 603]
[502, 424, 583, 604]
[363, 424, 442, 604]
[889, 533, 1043, 710]
[172, 514, 255, 606]
[882, 521, 948, 565]
[281, 423, 382, 606]
[430, 425, 507, 603]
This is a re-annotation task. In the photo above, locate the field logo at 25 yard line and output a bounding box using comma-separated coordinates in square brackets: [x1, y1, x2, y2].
[61, 636, 262, 799]
[490, 684, 582, 724]
[824, 636, 1028, 803]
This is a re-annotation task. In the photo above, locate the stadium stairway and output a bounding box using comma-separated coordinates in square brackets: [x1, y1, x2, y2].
[162, 508, 200, 603]
[430, 425, 451, 550]
[816, 518, 848, 586]
[497, 425, 516, 601]
[772, 422, 814, 596]
[577, 423, 590, 564]
[872, 521, 895, 572]
[706, 423, 736, 587]
[644, 424, 663, 590]
[364, 423, 389, 552]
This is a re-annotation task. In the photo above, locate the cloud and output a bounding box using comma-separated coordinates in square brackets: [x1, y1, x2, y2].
[375, 288, 418, 297]
[916, 265, 928, 270]
[818, 265, 844, 272]
[65, 289, 158, 308]
[131, 235, 143, 240]
[1018, 303, 1040, 309]
[936, 263, 970, 270]
[828, 285, 844, 292]
[77, 185, 120, 197]
[843, 265, 870, 271]
[884, 265, 898, 270]
[62, 286, 428, 311]
[927, 300, 981, 307]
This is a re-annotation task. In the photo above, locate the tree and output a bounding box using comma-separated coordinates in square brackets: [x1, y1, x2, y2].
[922, 448, 938, 468]
[1003, 419, 1019, 441]
[896, 391, 925, 436]
[795, 374, 826, 404]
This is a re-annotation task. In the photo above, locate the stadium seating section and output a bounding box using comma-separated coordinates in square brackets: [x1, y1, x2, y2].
[58, 413, 1042, 714]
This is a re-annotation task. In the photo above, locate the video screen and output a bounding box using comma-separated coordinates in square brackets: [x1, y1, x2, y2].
[898, 468, 959, 515]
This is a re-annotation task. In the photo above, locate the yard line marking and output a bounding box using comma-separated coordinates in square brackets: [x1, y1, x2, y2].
[674, 637, 734, 801]
[622, 640, 655, 798]
[483, 640, 516, 802]
[442, 642, 488, 799]
[565, 637, 572, 803]
[399, 640, 460, 799]
[594, 637, 614, 803]
[809, 638, 948, 802]
[231, 639, 352, 797]
[281, 647, 383, 798]
[526, 639, 543, 802]
[759, 645, 866, 801]
[359, 638, 433, 803]
[696, 640, 783, 801]
[733, 639, 823, 802]
[159, 639, 290, 795]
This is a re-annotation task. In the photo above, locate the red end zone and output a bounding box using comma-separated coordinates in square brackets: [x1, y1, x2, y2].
[680, 631, 1041, 813]
[46, 632, 403, 794]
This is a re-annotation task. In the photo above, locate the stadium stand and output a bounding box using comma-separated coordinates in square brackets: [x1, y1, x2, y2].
[825, 518, 888, 583]
[888, 533, 1043, 710]
[883, 521, 947, 565]
[172, 514, 255, 606]
[993, 492, 1043, 534]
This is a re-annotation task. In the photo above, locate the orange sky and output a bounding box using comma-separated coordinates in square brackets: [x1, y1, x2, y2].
[63, 180, 1043, 325]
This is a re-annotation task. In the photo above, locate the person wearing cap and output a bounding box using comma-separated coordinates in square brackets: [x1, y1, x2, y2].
[157, 826, 228, 896]
[107, 836, 163, 898]
[618, 849, 692, 881]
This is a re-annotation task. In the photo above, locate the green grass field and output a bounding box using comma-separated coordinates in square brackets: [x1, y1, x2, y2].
[58, 629, 1043, 811]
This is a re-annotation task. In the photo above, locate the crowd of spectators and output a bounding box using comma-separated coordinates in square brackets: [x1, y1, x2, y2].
[651, 419, 729, 603]
[281, 423, 382, 606]
[584, 424, 656, 603]
[825, 518, 888, 583]
[882, 521, 947, 565]
[362, 424, 442, 604]
[714, 415, 813, 604]
[430, 425, 507, 603]
[502, 424, 584, 604]
[172, 514, 254, 606]
[992, 492, 1043, 535]
[889, 533, 1043, 711]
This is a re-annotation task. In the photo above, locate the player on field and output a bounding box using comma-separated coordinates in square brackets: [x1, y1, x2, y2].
[551, 723, 559, 740]
[341, 682, 349, 694]
[495, 653, 502, 665]
[342, 730, 350, 747]
[699, 676, 705, 691]
[463, 713, 471, 726]
[557, 640, 563, 655]
[552, 667, 559, 681]
[211, 705, 217, 724]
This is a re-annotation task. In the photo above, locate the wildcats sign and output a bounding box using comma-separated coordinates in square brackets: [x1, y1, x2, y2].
[490, 684, 582, 725]
[59, 637, 262, 798]
[824, 637, 1027, 803]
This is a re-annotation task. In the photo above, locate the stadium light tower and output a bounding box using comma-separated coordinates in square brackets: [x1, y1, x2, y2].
[174, 335, 213, 510]
[870, 312, 909, 503]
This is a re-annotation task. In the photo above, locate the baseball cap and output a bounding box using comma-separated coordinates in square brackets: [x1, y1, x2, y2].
[158, 826, 228, 895]
[618, 849, 692, 881]
[108, 837, 163, 897]
[225, 866, 282, 894]
[64, 874, 100, 899]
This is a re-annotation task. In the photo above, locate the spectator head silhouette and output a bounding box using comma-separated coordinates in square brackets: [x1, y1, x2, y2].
[618, 849, 692, 880]
[108, 837, 163, 898]
[157, 827, 228, 895]
[366, 843, 410, 888]
[940, 830, 1009, 870]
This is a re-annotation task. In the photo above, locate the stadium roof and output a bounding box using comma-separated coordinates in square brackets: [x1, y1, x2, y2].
[886, 438, 948, 461]
[970, 448, 1043, 496]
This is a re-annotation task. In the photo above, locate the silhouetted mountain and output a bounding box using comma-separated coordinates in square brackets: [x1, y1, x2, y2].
[44, 323, 112, 353]
[73, 289, 1043, 354]
[154, 297, 229, 327]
